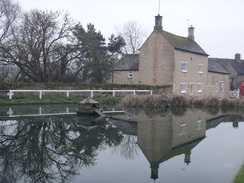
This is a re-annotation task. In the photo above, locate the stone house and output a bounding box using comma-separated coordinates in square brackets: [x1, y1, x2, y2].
[113, 15, 230, 97]
[207, 60, 230, 97]
[209, 53, 244, 90]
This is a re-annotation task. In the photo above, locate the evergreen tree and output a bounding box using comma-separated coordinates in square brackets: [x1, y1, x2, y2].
[72, 23, 125, 83]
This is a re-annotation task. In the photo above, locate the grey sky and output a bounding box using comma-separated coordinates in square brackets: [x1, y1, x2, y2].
[14, 0, 244, 59]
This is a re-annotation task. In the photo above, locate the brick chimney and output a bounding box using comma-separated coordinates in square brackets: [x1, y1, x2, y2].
[235, 53, 241, 63]
[154, 14, 163, 32]
[188, 25, 195, 41]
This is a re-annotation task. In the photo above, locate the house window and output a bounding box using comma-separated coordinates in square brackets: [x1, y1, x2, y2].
[197, 120, 202, 130]
[220, 81, 224, 92]
[190, 83, 195, 96]
[180, 123, 187, 135]
[197, 83, 203, 92]
[181, 83, 187, 93]
[128, 71, 133, 79]
[181, 62, 188, 72]
[198, 64, 204, 74]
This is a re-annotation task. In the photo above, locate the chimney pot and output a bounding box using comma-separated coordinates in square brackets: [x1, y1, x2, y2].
[188, 25, 195, 41]
[235, 53, 241, 63]
[154, 15, 163, 31]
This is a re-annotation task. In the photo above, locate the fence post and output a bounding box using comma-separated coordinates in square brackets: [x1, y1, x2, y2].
[66, 91, 70, 97]
[8, 90, 13, 99]
[39, 107, 42, 114]
[39, 90, 42, 99]
[113, 90, 115, 97]
[91, 90, 94, 98]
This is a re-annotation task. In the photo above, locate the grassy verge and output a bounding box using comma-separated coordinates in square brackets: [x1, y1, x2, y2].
[233, 164, 244, 183]
[0, 96, 122, 105]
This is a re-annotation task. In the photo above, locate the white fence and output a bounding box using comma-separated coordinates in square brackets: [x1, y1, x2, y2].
[5, 89, 153, 99]
[230, 89, 240, 98]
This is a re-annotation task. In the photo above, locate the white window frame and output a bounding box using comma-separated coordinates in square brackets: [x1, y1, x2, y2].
[197, 83, 203, 92]
[219, 81, 224, 92]
[190, 83, 195, 96]
[180, 123, 187, 135]
[181, 83, 187, 93]
[181, 62, 188, 73]
[128, 71, 133, 79]
[197, 120, 202, 130]
[198, 64, 204, 74]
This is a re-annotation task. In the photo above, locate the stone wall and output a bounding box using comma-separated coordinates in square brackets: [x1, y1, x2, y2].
[173, 50, 208, 96]
[206, 72, 230, 97]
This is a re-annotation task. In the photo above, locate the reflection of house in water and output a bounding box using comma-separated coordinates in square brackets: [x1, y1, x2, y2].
[112, 109, 207, 180]
[138, 110, 206, 180]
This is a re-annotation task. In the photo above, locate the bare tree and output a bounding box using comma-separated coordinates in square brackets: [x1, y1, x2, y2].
[2, 9, 83, 82]
[0, 0, 20, 42]
[0, 0, 20, 82]
[116, 21, 147, 54]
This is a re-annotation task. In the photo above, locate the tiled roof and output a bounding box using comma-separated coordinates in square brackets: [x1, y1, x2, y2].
[209, 58, 244, 75]
[162, 31, 209, 56]
[114, 30, 208, 71]
[114, 54, 139, 71]
[208, 60, 229, 74]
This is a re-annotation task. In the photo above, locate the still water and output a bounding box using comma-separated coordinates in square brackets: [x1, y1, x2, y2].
[0, 104, 244, 183]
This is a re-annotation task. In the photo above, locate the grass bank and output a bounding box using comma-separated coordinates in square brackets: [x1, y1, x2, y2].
[1, 94, 244, 111]
[233, 164, 244, 183]
[0, 96, 122, 105]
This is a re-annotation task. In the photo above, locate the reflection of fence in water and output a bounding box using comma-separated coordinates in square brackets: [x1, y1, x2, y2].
[5, 106, 124, 118]
[7, 107, 76, 117]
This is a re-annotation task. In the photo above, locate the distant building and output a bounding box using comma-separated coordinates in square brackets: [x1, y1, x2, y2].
[113, 15, 230, 97]
[209, 53, 244, 90]
[207, 60, 230, 97]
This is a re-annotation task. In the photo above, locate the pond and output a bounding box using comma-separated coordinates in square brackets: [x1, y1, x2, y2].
[0, 104, 244, 183]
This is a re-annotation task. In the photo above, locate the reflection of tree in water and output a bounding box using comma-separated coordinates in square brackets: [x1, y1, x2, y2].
[119, 135, 138, 159]
[0, 115, 124, 183]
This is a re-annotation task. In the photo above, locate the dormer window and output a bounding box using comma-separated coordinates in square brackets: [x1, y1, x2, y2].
[181, 62, 188, 72]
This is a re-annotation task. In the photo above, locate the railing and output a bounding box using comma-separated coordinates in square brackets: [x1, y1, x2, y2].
[4, 107, 124, 118]
[6, 107, 75, 117]
[5, 89, 153, 99]
[230, 89, 239, 98]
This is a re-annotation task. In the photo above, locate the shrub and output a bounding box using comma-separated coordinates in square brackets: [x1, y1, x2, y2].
[221, 98, 238, 107]
[122, 95, 169, 108]
[204, 96, 220, 107]
[169, 95, 188, 107]
[189, 97, 204, 107]
[237, 98, 244, 109]
[122, 95, 142, 108]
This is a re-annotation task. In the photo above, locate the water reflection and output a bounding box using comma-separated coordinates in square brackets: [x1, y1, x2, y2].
[0, 114, 123, 183]
[112, 108, 207, 180]
[0, 105, 243, 183]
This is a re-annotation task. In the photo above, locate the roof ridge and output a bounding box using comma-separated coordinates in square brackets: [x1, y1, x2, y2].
[161, 30, 208, 56]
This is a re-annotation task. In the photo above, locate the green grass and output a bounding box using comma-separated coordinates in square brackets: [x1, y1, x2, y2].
[0, 96, 81, 105]
[233, 164, 244, 183]
[0, 96, 122, 105]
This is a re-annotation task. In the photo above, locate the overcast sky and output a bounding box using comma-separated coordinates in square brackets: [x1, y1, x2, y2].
[14, 0, 244, 59]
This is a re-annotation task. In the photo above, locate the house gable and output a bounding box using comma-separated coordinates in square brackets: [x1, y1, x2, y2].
[138, 29, 175, 85]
